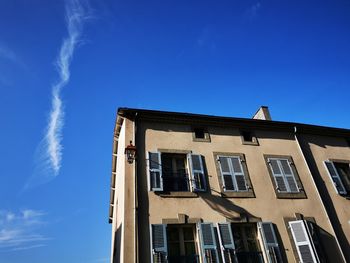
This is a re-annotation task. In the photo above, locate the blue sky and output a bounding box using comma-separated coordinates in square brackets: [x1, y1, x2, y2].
[0, 0, 349, 262]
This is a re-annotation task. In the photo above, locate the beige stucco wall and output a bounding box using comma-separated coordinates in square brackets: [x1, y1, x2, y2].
[300, 134, 350, 261]
[135, 120, 342, 263]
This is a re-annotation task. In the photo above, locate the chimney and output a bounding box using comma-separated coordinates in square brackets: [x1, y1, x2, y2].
[252, 106, 272, 121]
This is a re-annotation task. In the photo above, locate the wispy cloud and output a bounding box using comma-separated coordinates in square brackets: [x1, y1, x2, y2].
[244, 2, 262, 21]
[0, 209, 50, 252]
[0, 45, 24, 67]
[29, 0, 91, 187]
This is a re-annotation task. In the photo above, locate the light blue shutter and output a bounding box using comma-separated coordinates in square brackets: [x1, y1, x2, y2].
[199, 223, 219, 263]
[231, 157, 247, 191]
[268, 158, 287, 192]
[217, 223, 236, 263]
[218, 156, 235, 191]
[280, 159, 299, 193]
[151, 224, 167, 263]
[289, 220, 319, 263]
[258, 222, 283, 263]
[149, 152, 163, 191]
[189, 154, 206, 191]
[324, 161, 347, 195]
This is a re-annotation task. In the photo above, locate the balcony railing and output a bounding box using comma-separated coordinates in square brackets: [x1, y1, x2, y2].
[162, 172, 190, 191]
[235, 251, 264, 263]
[168, 254, 200, 263]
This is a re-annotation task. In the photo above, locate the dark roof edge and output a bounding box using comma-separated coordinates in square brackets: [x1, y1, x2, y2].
[117, 107, 350, 137]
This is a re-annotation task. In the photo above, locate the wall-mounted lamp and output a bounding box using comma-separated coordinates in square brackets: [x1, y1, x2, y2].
[125, 141, 137, 164]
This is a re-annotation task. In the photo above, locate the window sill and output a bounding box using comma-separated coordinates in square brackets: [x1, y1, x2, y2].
[275, 191, 307, 199]
[192, 138, 211, 142]
[221, 191, 255, 198]
[157, 192, 199, 198]
[241, 141, 259, 146]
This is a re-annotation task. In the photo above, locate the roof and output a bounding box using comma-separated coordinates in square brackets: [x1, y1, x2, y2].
[117, 107, 350, 137]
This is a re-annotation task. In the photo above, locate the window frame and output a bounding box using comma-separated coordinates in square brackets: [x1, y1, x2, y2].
[264, 155, 306, 199]
[324, 159, 350, 195]
[192, 127, 211, 142]
[213, 152, 255, 198]
[148, 149, 208, 197]
[240, 130, 259, 146]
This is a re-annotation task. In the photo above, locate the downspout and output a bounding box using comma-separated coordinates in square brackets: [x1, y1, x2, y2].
[294, 126, 346, 263]
[134, 112, 138, 263]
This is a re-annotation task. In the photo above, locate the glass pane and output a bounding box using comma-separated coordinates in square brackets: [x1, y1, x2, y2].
[231, 157, 242, 173]
[280, 159, 292, 175]
[219, 157, 230, 173]
[168, 243, 180, 257]
[150, 153, 160, 170]
[224, 174, 235, 191]
[184, 242, 196, 255]
[183, 227, 194, 241]
[191, 155, 202, 170]
[168, 227, 180, 242]
[270, 159, 281, 175]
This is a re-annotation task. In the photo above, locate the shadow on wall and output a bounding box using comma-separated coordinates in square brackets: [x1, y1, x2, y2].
[298, 136, 350, 262]
[200, 189, 260, 221]
[112, 223, 122, 263]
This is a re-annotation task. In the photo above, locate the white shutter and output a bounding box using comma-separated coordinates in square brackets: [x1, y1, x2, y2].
[289, 220, 318, 263]
[217, 223, 236, 263]
[231, 157, 247, 191]
[280, 159, 299, 193]
[324, 161, 347, 195]
[258, 222, 283, 263]
[268, 158, 287, 192]
[188, 154, 206, 191]
[218, 156, 235, 191]
[149, 152, 163, 191]
[151, 224, 167, 263]
[198, 223, 219, 263]
[269, 158, 299, 193]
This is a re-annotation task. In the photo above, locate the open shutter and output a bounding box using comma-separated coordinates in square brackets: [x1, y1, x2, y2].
[231, 157, 247, 191]
[324, 161, 347, 195]
[217, 223, 236, 263]
[280, 159, 299, 192]
[219, 157, 235, 191]
[189, 154, 206, 191]
[199, 223, 219, 263]
[258, 222, 283, 263]
[149, 152, 163, 191]
[289, 220, 318, 263]
[151, 224, 167, 263]
[268, 159, 287, 192]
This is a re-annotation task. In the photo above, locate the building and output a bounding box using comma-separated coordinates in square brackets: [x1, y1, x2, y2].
[109, 107, 350, 263]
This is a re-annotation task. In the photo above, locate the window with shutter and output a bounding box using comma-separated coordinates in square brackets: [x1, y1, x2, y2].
[324, 161, 347, 195]
[289, 220, 319, 263]
[188, 154, 206, 192]
[149, 152, 163, 191]
[217, 223, 236, 263]
[258, 222, 283, 263]
[151, 224, 168, 263]
[264, 155, 306, 199]
[198, 223, 219, 263]
[268, 158, 298, 193]
[214, 152, 255, 198]
[218, 156, 247, 192]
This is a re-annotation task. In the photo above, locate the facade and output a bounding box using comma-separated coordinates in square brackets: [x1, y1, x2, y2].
[109, 107, 350, 263]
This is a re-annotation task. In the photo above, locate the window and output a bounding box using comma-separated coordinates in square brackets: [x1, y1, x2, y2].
[264, 155, 306, 199]
[192, 127, 211, 142]
[324, 160, 350, 195]
[151, 224, 199, 263]
[214, 152, 255, 197]
[288, 220, 320, 263]
[231, 223, 264, 263]
[240, 130, 259, 146]
[148, 151, 207, 193]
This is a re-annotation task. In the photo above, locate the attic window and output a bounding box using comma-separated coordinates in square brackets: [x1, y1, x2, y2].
[194, 128, 205, 139]
[192, 127, 210, 142]
[240, 130, 259, 146]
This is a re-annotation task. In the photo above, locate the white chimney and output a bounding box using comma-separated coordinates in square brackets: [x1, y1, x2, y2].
[252, 106, 271, 120]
